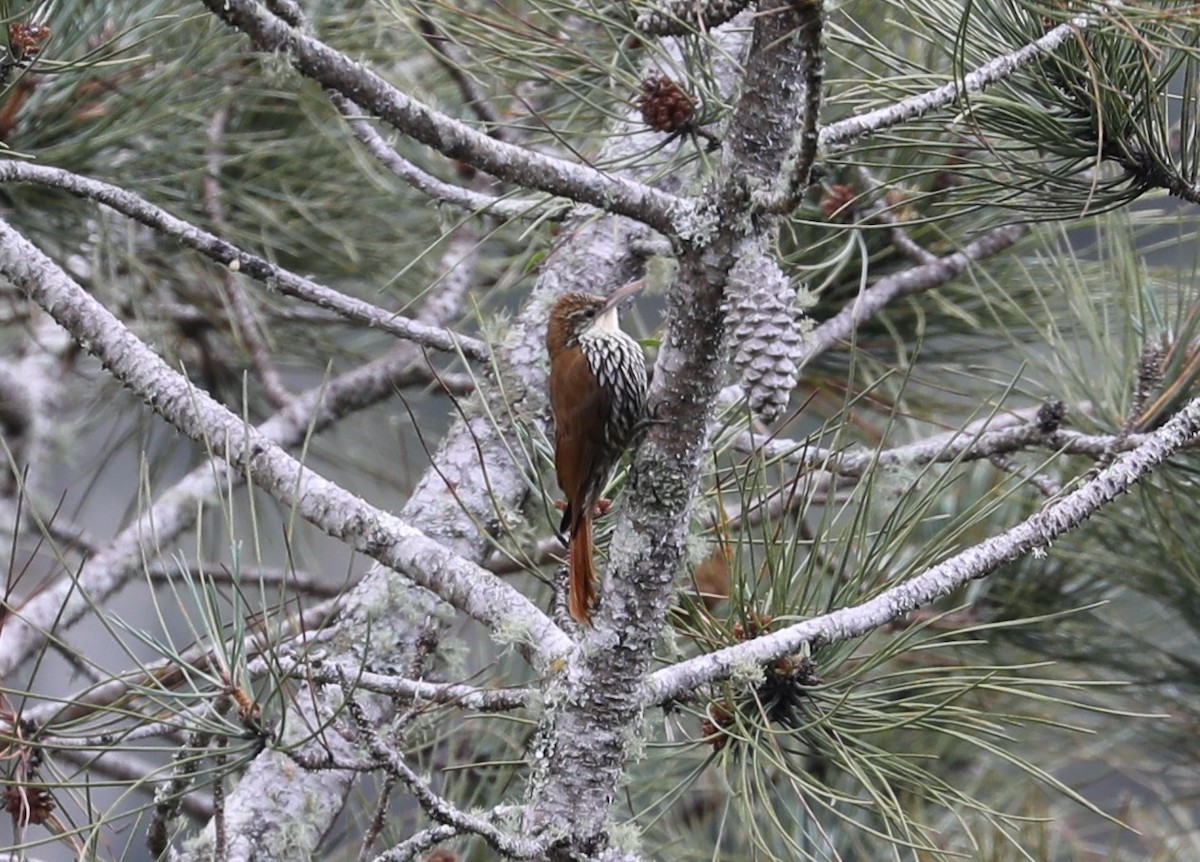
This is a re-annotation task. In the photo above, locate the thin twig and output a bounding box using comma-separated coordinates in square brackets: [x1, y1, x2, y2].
[483, 535, 563, 576]
[298, 663, 531, 711]
[357, 772, 397, 862]
[331, 93, 548, 220]
[987, 452, 1062, 497]
[337, 672, 543, 859]
[855, 165, 938, 264]
[202, 101, 293, 408]
[144, 563, 353, 599]
[799, 222, 1029, 368]
[44, 636, 105, 685]
[415, 15, 507, 138]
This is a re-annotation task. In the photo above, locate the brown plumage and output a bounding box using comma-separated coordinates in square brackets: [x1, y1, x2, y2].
[546, 281, 648, 623]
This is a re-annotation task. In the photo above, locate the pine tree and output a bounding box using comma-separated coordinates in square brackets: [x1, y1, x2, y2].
[1, 0, 1200, 859]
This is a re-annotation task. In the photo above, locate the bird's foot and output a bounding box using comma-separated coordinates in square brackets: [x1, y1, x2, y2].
[634, 402, 671, 437]
[555, 498, 610, 517]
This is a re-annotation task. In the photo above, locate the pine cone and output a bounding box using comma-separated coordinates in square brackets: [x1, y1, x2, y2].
[819, 183, 857, 220]
[4, 784, 55, 826]
[726, 253, 810, 424]
[635, 75, 695, 134]
[1131, 339, 1166, 421]
[8, 22, 50, 63]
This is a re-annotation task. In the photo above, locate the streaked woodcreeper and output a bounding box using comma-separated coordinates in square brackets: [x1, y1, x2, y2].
[545, 279, 648, 623]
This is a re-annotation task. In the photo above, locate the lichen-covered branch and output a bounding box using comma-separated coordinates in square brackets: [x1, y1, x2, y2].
[643, 391, 1200, 705]
[740, 400, 1137, 473]
[819, 0, 1123, 151]
[197, 0, 686, 235]
[0, 220, 571, 675]
[798, 222, 1028, 368]
[520, 2, 807, 849]
[0, 160, 486, 359]
[761, 0, 825, 212]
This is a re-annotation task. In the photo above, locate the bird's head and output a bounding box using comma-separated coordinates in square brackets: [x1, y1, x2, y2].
[546, 279, 643, 354]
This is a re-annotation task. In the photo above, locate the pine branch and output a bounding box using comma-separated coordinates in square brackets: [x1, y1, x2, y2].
[644, 391, 1200, 704]
[740, 401, 1145, 474]
[798, 222, 1029, 368]
[0, 161, 485, 359]
[196, 0, 686, 236]
[819, 0, 1123, 152]
[0, 218, 569, 663]
[0, 232, 549, 678]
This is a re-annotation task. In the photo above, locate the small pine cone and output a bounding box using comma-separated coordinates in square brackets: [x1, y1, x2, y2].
[819, 183, 857, 220]
[700, 700, 736, 750]
[8, 22, 50, 63]
[731, 612, 774, 641]
[635, 75, 695, 134]
[1036, 396, 1067, 434]
[726, 254, 809, 424]
[1131, 338, 1167, 423]
[4, 784, 55, 826]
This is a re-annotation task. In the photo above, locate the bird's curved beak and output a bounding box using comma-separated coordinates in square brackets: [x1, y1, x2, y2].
[601, 278, 645, 314]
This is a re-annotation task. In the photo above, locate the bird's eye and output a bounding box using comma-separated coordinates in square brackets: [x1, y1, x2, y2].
[581, 307, 596, 318]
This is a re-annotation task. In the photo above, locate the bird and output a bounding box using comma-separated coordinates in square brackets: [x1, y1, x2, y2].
[546, 279, 648, 624]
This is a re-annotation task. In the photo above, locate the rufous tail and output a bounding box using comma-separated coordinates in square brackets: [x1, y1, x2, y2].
[568, 515, 597, 624]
